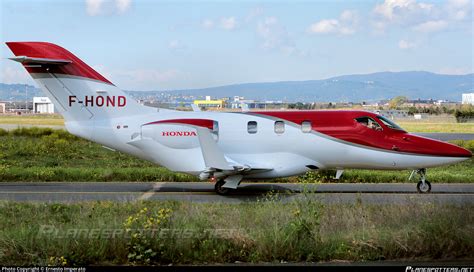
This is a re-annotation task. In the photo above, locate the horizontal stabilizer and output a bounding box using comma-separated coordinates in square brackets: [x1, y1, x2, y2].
[9, 56, 72, 65]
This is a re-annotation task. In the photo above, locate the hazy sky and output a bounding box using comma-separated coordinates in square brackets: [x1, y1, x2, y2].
[1, 0, 472, 90]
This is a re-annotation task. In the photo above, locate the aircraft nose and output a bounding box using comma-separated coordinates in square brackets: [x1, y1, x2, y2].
[403, 134, 472, 158]
[441, 141, 472, 158]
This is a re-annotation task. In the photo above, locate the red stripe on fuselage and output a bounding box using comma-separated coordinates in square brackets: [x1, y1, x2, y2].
[144, 119, 214, 130]
[6, 42, 113, 85]
[251, 110, 472, 158]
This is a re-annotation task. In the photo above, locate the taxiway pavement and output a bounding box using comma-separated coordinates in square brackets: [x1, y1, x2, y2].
[0, 182, 472, 204]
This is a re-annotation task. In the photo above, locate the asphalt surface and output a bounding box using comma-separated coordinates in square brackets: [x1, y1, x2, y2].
[0, 182, 473, 204]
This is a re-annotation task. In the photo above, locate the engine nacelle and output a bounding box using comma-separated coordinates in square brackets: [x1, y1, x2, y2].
[142, 124, 201, 149]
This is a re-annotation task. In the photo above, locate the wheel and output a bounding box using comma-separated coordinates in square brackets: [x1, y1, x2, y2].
[417, 180, 431, 193]
[214, 180, 230, 195]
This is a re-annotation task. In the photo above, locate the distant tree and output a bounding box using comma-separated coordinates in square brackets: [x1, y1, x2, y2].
[388, 96, 408, 109]
[407, 106, 417, 115]
[455, 104, 474, 122]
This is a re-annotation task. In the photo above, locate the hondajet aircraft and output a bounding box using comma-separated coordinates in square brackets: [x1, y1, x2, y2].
[6, 42, 472, 194]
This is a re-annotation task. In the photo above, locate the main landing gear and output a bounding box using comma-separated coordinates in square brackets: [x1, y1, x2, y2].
[211, 175, 243, 195]
[409, 168, 432, 193]
[214, 180, 231, 195]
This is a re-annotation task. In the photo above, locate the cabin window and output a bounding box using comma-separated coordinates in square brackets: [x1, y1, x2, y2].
[301, 121, 312, 133]
[212, 121, 219, 133]
[274, 121, 285, 134]
[355, 117, 382, 131]
[247, 121, 257, 134]
[212, 121, 219, 140]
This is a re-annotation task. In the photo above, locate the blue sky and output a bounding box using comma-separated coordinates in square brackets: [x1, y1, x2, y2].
[1, 0, 472, 90]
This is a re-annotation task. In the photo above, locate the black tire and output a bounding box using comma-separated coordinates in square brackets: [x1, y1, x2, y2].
[417, 180, 431, 193]
[215, 180, 230, 195]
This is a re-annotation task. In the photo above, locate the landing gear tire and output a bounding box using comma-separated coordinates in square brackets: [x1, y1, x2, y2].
[417, 180, 431, 193]
[410, 168, 432, 194]
[215, 180, 230, 195]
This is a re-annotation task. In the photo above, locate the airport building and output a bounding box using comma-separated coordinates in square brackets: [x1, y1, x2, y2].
[33, 97, 55, 114]
[462, 93, 474, 105]
[193, 96, 225, 109]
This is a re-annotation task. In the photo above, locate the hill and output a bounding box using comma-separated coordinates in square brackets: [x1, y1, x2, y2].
[167, 71, 473, 102]
[1, 71, 472, 102]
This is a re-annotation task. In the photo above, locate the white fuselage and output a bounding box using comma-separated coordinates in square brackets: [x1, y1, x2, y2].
[67, 110, 468, 179]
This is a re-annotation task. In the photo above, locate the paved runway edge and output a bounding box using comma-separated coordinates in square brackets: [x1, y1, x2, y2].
[0, 182, 473, 204]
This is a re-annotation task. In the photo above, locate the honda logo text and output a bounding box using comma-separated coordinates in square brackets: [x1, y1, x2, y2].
[162, 131, 197, 136]
[68, 95, 126, 107]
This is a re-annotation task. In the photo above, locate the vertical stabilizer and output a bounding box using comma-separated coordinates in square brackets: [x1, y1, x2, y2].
[6, 42, 152, 124]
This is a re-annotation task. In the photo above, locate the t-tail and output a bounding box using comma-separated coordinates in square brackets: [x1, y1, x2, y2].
[6, 42, 153, 139]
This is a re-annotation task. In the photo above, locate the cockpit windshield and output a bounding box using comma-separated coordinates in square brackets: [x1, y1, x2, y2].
[355, 117, 383, 131]
[376, 115, 405, 131]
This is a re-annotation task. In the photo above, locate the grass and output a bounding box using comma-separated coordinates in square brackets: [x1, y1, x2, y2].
[291, 159, 474, 184]
[0, 127, 472, 265]
[397, 122, 474, 133]
[0, 199, 472, 265]
[0, 127, 473, 183]
[0, 127, 196, 182]
[0, 114, 64, 126]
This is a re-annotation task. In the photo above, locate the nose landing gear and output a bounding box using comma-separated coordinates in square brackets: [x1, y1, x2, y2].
[409, 168, 432, 193]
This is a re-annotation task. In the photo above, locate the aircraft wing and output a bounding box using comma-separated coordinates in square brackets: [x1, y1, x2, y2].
[191, 104, 201, 112]
[195, 127, 234, 171]
[195, 127, 272, 181]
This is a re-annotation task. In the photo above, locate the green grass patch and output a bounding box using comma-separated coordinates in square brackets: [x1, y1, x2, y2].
[293, 159, 474, 184]
[0, 200, 472, 265]
[0, 127, 472, 183]
[0, 114, 64, 126]
[0, 127, 197, 182]
[397, 122, 474, 133]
